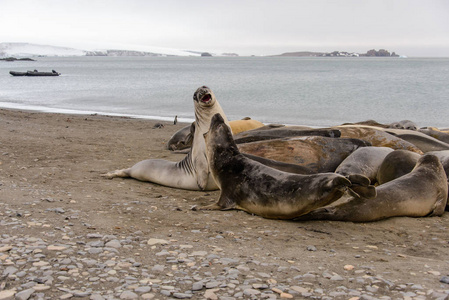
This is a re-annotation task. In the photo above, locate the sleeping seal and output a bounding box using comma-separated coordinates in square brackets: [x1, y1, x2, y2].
[237, 136, 370, 173]
[335, 125, 423, 154]
[384, 128, 449, 152]
[376, 150, 421, 185]
[167, 117, 265, 151]
[335, 146, 394, 184]
[102, 86, 229, 191]
[199, 113, 367, 220]
[296, 154, 448, 222]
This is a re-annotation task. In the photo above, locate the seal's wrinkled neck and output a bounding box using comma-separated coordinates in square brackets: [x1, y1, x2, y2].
[208, 113, 240, 156]
[192, 86, 230, 135]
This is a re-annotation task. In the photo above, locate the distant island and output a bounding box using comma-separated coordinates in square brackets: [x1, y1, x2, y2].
[0, 57, 35, 61]
[1, 43, 403, 58]
[274, 49, 400, 57]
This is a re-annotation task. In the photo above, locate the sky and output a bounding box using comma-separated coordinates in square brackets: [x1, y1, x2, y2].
[1, 0, 448, 57]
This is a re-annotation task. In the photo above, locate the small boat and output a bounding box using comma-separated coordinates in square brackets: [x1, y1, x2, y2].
[10, 70, 61, 76]
[9, 71, 27, 76]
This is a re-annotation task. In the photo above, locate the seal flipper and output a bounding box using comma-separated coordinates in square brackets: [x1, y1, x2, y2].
[348, 185, 377, 199]
[199, 193, 236, 211]
[346, 174, 371, 186]
[345, 174, 377, 199]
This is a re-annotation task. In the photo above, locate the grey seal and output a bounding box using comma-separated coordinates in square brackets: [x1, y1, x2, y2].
[199, 113, 372, 219]
[384, 128, 449, 153]
[335, 146, 394, 185]
[389, 120, 418, 130]
[102, 86, 229, 190]
[376, 150, 421, 185]
[296, 154, 448, 222]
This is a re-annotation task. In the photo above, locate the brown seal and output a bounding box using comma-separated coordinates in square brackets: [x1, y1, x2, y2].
[237, 136, 370, 173]
[233, 127, 341, 144]
[296, 154, 448, 222]
[335, 125, 423, 154]
[199, 113, 373, 219]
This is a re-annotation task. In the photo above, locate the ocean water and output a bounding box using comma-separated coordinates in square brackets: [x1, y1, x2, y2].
[0, 56, 448, 128]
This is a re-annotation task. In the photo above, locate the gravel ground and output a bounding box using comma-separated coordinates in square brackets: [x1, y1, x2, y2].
[1, 109, 449, 300]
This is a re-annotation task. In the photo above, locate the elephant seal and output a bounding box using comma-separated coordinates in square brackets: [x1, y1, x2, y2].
[167, 117, 265, 151]
[166, 123, 193, 151]
[233, 127, 341, 144]
[419, 127, 449, 144]
[102, 86, 229, 191]
[335, 125, 423, 154]
[384, 128, 449, 152]
[376, 150, 420, 185]
[335, 146, 394, 184]
[428, 150, 449, 178]
[296, 154, 448, 222]
[229, 117, 264, 134]
[340, 119, 390, 128]
[389, 120, 418, 130]
[237, 136, 370, 173]
[377, 150, 449, 211]
[200, 113, 359, 219]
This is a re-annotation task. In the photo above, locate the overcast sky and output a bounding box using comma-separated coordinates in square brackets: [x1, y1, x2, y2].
[1, 0, 448, 56]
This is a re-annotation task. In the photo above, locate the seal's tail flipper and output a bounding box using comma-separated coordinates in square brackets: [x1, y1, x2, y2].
[100, 168, 131, 179]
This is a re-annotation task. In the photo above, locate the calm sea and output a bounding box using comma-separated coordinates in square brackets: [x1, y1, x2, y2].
[1, 56, 448, 128]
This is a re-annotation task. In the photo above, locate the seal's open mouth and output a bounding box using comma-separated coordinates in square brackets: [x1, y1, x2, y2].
[200, 94, 212, 103]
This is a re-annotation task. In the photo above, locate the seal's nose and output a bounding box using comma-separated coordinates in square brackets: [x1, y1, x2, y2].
[202, 86, 208, 88]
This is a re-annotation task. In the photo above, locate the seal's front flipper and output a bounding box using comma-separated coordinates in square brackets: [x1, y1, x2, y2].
[346, 174, 371, 186]
[198, 203, 224, 210]
[348, 184, 377, 199]
[345, 174, 377, 199]
[198, 193, 236, 211]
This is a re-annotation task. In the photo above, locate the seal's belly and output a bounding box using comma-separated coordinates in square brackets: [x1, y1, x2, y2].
[236, 201, 310, 219]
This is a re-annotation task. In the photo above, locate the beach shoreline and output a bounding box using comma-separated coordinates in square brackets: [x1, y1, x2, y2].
[1, 108, 449, 299]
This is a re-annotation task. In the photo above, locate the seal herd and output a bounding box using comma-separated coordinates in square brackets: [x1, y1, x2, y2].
[104, 86, 449, 222]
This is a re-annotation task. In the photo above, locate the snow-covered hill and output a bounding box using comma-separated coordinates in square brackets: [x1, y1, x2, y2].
[0, 43, 86, 57]
[0, 42, 201, 57]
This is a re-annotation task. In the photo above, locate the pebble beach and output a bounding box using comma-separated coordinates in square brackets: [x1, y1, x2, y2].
[1, 109, 449, 300]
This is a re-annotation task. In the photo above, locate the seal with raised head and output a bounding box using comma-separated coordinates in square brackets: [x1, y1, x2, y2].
[296, 154, 448, 222]
[102, 86, 229, 190]
[199, 113, 367, 219]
